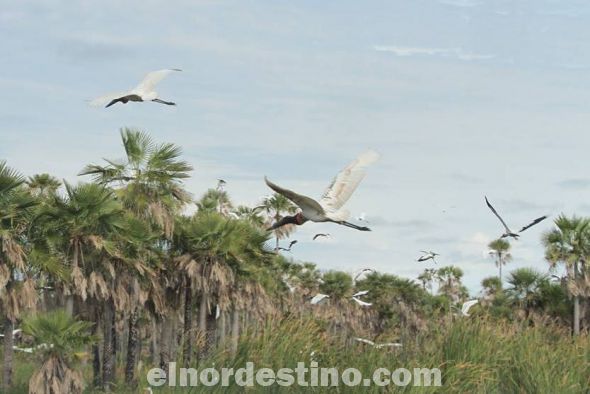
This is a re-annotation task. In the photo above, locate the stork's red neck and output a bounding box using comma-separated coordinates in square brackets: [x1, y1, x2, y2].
[295, 212, 305, 225]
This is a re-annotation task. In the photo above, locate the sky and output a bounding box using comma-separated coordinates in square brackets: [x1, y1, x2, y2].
[2, 0, 590, 293]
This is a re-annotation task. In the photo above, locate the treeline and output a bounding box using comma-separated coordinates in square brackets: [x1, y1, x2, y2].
[0, 128, 588, 393]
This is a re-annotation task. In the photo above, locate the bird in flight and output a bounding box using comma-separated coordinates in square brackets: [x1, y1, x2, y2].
[91, 69, 181, 108]
[485, 197, 548, 239]
[265, 150, 380, 232]
[351, 297, 372, 307]
[277, 240, 298, 252]
[352, 290, 369, 298]
[313, 233, 330, 241]
[310, 293, 330, 305]
[354, 338, 402, 349]
[417, 251, 439, 263]
[460, 299, 478, 317]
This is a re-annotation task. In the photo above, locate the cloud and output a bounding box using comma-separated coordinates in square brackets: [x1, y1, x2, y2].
[556, 178, 590, 190]
[373, 46, 494, 61]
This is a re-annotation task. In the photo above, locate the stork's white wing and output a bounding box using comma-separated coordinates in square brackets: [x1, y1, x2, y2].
[88, 91, 129, 107]
[133, 69, 181, 95]
[352, 290, 369, 297]
[352, 297, 372, 307]
[461, 299, 478, 314]
[319, 150, 380, 211]
[310, 293, 329, 305]
[265, 177, 325, 214]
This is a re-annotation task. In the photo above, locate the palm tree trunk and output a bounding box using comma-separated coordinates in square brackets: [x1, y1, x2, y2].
[218, 309, 226, 346]
[183, 286, 193, 363]
[231, 307, 240, 356]
[125, 307, 140, 385]
[159, 315, 175, 370]
[2, 317, 14, 391]
[198, 293, 208, 360]
[102, 300, 115, 392]
[574, 295, 580, 335]
[92, 309, 102, 388]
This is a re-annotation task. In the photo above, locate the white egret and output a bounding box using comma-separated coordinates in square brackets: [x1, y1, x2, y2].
[351, 297, 372, 307]
[460, 299, 479, 316]
[265, 150, 380, 232]
[417, 251, 439, 263]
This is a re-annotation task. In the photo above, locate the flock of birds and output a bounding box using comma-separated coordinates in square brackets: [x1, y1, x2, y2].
[87, 69, 550, 352]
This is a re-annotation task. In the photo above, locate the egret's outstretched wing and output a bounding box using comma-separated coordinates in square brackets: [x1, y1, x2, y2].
[461, 299, 478, 315]
[89, 91, 129, 107]
[351, 297, 372, 307]
[133, 68, 181, 94]
[264, 177, 325, 214]
[485, 197, 511, 233]
[319, 150, 380, 211]
[519, 215, 548, 233]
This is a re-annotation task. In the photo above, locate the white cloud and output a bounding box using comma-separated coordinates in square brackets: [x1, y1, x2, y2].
[373, 45, 494, 61]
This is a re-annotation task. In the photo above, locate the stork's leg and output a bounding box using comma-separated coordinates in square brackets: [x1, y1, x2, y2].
[152, 98, 176, 106]
[338, 221, 371, 231]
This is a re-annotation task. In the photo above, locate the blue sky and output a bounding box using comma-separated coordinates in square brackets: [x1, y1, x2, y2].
[2, 0, 590, 293]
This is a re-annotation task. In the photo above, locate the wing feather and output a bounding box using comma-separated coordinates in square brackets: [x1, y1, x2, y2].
[319, 150, 380, 211]
[518, 215, 548, 233]
[485, 197, 511, 233]
[88, 91, 130, 107]
[132, 68, 181, 95]
[264, 177, 325, 214]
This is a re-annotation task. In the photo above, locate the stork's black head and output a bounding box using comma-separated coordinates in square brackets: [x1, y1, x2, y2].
[268, 213, 307, 231]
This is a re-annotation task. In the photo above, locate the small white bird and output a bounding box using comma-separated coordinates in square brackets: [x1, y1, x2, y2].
[351, 297, 372, 307]
[265, 150, 380, 232]
[310, 293, 330, 305]
[0, 329, 22, 338]
[352, 290, 369, 298]
[460, 299, 479, 316]
[91, 69, 182, 108]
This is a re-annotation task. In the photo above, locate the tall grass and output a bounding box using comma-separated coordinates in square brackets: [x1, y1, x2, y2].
[2, 317, 588, 393]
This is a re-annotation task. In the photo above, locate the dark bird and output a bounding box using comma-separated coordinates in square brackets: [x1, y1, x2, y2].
[265, 150, 379, 232]
[277, 240, 298, 252]
[485, 196, 548, 239]
[313, 233, 330, 241]
[91, 69, 181, 108]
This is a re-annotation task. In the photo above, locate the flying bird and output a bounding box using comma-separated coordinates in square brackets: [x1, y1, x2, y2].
[485, 197, 548, 239]
[354, 338, 402, 348]
[310, 293, 330, 305]
[460, 299, 479, 317]
[353, 268, 375, 284]
[351, 297, 372, 307]
[277, 240, 298, 252]
[265, 150, 380, 232]
[313, 233, 330, 241]
[352, 290, 369, 298]
[91, 69, 182, 108]
[417, 251, 439, 263]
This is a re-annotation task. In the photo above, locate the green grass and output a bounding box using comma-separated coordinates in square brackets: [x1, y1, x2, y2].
[2, 317, 589, 393]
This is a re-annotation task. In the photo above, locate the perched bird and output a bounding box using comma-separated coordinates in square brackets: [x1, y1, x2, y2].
[217, 179, 227, 191]
[313, 233, 330, 241]
[460, 299, 479, 317]
[354, 338, 402, 348]
[310, 293, 330, 305]
[265, 150, 380, 232]
[485, 197, 548, 239]
[91, 69, 181, 108]
[351, 297, 372, 307]
[417, 251, 439, 264]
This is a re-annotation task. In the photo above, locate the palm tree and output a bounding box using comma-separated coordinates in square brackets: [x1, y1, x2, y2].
[26, 174, 61, 199]
[417, 268, 437, 295]
[436, 266, 465, 303]
[488, 239, 512, 284]
[22, 310, 96, 394]
[481, 276, 503, 303]
[543, 215, 590, 335]
[0, 161, 38, 391]
[79, 128, 192, 384]
[506, 268, 546, 319]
